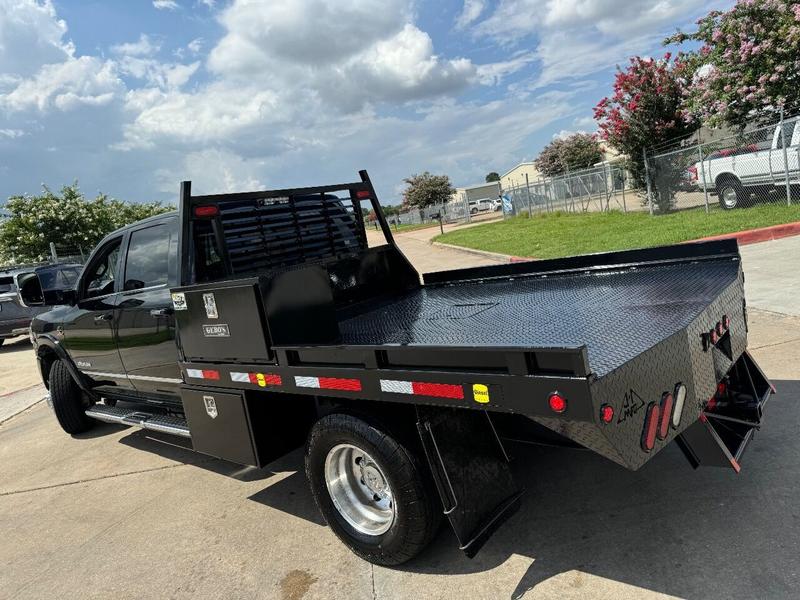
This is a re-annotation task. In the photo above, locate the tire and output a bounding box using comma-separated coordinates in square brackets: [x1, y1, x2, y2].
[470, 208, 478, 215]
[49, 360, 93, 434]
[305, 413, 440, 566]
[717, 178, 746, 209]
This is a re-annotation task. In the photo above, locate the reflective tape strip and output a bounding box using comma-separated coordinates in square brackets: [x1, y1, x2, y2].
[380, 380, 413, 394]
[318, 377, 361, 391]
[295, 376, 320, 388]
[295, 376, 361, 391]
[230, 372, 250, 382]
[231, 372, 282, 387]
[186, 368, 220, 380]
[380, 379, 464, 400]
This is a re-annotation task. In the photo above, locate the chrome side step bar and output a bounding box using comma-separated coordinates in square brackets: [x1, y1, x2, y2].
[85, 404, 191, 438]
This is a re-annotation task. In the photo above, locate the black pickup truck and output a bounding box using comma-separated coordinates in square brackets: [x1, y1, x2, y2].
[24, 171, 774, 566]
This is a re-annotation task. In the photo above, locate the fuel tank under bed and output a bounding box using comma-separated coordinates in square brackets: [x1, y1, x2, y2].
[336, 258, 741, 377]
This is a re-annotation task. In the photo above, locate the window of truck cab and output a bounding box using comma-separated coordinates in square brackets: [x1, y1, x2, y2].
[122, 219, 178, 291]
[81, 237, 123, 299]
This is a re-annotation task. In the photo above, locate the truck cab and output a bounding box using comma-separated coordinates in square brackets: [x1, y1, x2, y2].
[29, 212, 182, 407]
[694, 117, 800, 209]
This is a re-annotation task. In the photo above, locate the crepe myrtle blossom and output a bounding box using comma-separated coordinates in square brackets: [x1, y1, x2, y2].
[594, 53, 698, 202]
[666, 0, 800, 128]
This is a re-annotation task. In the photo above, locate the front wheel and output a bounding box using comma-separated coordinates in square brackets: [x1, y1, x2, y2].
[49, 360, 93, 434]
[305, 413, 440, 565]
[717, 179, 746, 209]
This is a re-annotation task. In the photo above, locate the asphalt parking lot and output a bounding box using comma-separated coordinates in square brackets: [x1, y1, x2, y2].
[1, 234, 799, 599]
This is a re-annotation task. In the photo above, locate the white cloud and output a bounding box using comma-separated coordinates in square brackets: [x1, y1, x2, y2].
[0, 127, 24, 138]
[475, 52, 536, 85]
[187, 37, 203, 54]
[111, 34, 160, 57]
[471, 0, 729, 87]
[455, 0, 485, 30]
[158, 148, 264, 194]
[0, 56, 122, 112]
[152, 0, 179, 10]
[0, 0, 72, 78]
[119, 83, 282, 148]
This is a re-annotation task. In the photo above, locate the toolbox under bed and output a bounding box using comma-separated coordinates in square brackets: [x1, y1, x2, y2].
[338, 258, 741, 377]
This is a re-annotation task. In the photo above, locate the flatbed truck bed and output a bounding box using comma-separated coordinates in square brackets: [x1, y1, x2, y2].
[28, 170, 776, 566]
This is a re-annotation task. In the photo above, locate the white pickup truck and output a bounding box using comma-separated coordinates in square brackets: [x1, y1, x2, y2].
[691, 118, 799, 209]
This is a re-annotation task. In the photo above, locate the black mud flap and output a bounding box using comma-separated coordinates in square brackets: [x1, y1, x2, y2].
[416, 407, 523, 558]
[676, 351, 773, 473]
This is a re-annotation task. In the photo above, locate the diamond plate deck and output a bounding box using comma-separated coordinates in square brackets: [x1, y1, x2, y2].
[338, 259, 741, 377]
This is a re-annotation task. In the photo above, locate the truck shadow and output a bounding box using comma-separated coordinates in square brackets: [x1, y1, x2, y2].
[0, 337, 33, 355]
[403, 378, 800, 599]
[113, 380, 798, 599]
[116, 428, 326, 526]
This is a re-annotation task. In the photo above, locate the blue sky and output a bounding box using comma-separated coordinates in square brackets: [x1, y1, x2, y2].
[0, 0, 727, 205]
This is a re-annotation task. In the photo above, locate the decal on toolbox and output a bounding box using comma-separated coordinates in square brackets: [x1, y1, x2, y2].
[202, 292, 219, 319]
[202, 324, 230, 337]
[472, 384, 490, 404]
[203, 395, 218, 419]
[171, 292, 188, 311]
[295, 376, 362, 391]
[380, 379, 464, 400]
[231, 371, 282, 387]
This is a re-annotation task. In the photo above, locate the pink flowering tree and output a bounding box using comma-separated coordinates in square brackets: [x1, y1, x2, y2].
[667, 0, 800, 128]
[594, 54, 698, 210]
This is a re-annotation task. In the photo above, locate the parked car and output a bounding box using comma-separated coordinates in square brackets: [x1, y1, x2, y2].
[0, 263, 81, 346]
[24, 171, 773, 566]
[691, 117, 799, 209]
[468, 198, 495, 214]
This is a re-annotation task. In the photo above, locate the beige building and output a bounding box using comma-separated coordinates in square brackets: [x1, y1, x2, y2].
[500, 162, 542, 191]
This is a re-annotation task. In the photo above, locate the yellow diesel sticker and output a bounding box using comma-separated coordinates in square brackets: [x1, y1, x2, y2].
[256, 373, 266, 387]
[473, 384, 490, 404]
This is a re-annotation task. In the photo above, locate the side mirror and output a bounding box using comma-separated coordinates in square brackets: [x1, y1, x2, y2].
[18, 273, 76, 307]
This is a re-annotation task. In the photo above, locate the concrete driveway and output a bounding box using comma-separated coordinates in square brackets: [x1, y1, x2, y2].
[1, 233, 799, 599]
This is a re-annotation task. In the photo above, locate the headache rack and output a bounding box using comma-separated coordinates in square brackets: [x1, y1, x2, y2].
[178, 171, 397, 286]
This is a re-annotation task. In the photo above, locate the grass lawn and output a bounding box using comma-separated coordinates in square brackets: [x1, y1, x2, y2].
[434, 203, 800, 259]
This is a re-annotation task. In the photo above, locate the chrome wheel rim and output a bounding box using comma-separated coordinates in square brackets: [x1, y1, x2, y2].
[721, 186, 738, 208]
[324, 444, 395, 536]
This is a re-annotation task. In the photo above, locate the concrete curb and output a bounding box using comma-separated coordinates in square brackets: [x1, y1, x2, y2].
[687, 220, 800, 246]
[430, 241, 520, 263]
[434, 220, 800, 264]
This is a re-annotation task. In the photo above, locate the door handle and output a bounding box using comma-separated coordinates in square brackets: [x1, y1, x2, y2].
[150, 308, 174, 317]
[94, 313, 113, 322]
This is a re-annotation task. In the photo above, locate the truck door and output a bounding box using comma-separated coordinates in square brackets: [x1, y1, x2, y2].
[769, 120, 799, 186]
[64, 235, 132, 389]
[115, 218, 182, 397]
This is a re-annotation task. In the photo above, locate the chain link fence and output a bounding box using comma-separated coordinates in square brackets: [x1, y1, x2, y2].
[502, 163, 633, 216]
[644, 111, 798, 214]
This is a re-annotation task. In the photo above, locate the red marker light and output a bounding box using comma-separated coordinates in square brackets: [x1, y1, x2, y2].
[641, 402, 660, 452]
[600, 404, 614, 423]
[657, 393, 674, 440]
[201, 369, 220, 380]
[356, 190, 371, 199]
[194, 205, 219, 217]
[548, 392, 567, 413]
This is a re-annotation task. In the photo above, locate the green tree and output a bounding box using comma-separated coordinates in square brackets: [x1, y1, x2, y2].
[401, 172, 455, 209]
[534, 133, 603, 177]
[0, 183, 171, 263]
[666, 1, 800, 129]
[594, 54, 699, 211]
[485, 172, 500, 182]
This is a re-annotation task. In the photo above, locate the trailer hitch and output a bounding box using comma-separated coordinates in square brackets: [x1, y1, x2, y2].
[416, 407, 523, 558]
